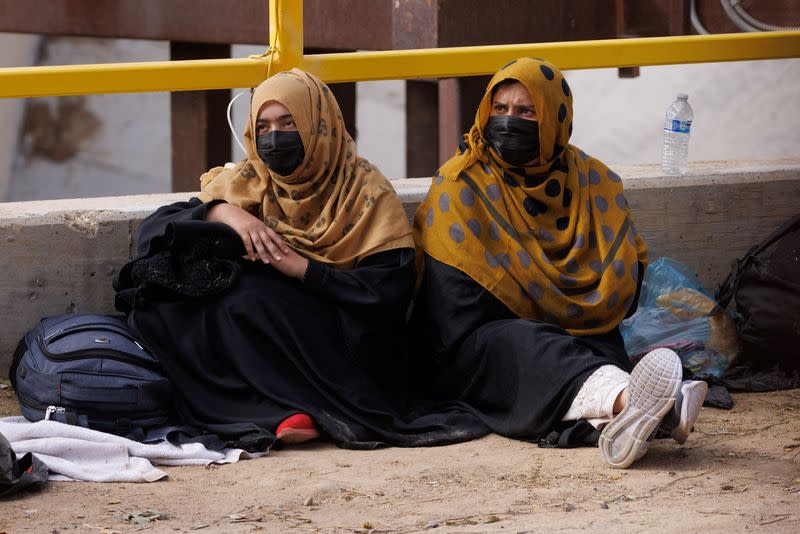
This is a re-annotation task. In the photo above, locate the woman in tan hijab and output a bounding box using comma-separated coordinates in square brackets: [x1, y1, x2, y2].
[114, 69, 488, 450]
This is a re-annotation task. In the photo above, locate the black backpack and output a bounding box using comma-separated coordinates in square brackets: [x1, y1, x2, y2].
[9, 314, 172, 438]
[717, 213, 800, 372]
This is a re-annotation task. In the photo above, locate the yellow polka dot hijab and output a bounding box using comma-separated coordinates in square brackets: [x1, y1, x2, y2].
[198, 68, 414, 269]
[414, 58, 648, 335]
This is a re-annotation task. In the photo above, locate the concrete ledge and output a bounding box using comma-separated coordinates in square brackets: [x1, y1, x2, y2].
[2, 159, 799, 370]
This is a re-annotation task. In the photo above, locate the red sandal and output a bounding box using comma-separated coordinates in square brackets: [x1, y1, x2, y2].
[276, 413, 320, 444]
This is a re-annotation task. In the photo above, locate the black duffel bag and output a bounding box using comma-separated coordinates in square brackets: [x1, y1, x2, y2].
[716, 213, 800, 378]
[9, 314, 172, 438]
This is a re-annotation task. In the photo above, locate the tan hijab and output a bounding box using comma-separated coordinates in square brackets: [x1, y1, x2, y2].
[198, 68, 413, 268]
[414, 58, 648, 336]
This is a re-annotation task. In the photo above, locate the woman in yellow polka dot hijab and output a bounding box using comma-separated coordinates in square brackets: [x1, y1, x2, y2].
[410, 59, 705, 469]
[414, 57, 648, 335]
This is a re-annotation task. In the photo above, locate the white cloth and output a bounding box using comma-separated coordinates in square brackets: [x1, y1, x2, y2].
[0, 417, 265, 482]
[562, 365, 630, 428]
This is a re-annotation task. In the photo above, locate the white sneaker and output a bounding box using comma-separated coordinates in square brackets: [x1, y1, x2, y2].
[598, 348, 683, 468]
[660, 380, 708, 444]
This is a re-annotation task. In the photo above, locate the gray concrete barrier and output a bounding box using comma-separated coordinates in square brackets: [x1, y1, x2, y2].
[2, 159, 799, 371]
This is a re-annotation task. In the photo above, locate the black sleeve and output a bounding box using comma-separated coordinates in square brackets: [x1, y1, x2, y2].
[409, 254, 516, 361]
[301, 248, 417, 394]
[133, 197, 226, 258]
[301, 248, 416, 309]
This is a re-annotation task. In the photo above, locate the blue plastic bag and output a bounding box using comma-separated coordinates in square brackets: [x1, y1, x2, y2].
[620, 258, 738, 378]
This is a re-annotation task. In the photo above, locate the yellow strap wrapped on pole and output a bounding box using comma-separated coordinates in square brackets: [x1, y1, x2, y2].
[269, 0, 303, 71]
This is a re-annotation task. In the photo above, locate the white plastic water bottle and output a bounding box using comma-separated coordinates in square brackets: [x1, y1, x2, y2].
[661, 93, 694, 175]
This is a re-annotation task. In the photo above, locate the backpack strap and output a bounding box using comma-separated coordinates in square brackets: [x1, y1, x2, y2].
[747, 213, 800, 258]
[716, 213, 800, 308]
[8, 337, 27, 389]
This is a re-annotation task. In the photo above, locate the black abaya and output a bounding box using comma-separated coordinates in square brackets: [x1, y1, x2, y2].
[410, 254, 638, 441]
[114, 199, 489, 450]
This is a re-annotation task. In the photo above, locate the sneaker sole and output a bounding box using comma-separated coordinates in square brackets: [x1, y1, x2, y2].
[276, 428, 320, 444]
[599, 348, 682, 468]
[670, 380, 708, 444]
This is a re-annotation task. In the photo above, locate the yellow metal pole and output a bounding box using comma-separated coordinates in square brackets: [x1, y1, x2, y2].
[269, 0, 304, 73]
[302, 30, 800, 83]
[0, 31, 797, 99]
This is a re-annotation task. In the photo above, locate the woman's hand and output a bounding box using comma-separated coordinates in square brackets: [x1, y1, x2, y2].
[267, 246, 310, 280]
[206, 203, 308, 279]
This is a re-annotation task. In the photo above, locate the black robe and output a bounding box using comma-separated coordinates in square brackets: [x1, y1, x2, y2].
[409, 254, 640, 443]
[114, 199, 489, 450]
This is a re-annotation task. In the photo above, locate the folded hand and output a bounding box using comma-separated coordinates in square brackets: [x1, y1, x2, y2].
[206, 203, 309, 279]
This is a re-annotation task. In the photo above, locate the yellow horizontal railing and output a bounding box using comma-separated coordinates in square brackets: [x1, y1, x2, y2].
[0, 0, 798, 99]
[303, 31, 800, 84]
[0, 58, 271, 99]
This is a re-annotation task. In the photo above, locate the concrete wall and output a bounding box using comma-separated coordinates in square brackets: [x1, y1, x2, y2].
[2, 160, 799, 371]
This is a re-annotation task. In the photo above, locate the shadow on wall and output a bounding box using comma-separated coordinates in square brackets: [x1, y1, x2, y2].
[21, 96, 102, 162]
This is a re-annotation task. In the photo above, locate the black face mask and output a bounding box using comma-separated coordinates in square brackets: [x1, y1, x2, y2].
[484, 115, 540, 166]
[256, 130, 305, 176]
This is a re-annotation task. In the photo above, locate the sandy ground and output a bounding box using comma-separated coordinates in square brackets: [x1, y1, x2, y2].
[0, 383, 798, 534]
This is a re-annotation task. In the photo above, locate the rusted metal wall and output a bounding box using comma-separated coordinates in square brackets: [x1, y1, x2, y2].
[620, 0, 800, 36]
[0, 0, 392, 49]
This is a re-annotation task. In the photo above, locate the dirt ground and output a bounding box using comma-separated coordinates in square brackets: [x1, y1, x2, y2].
[1, 384, 798, 534]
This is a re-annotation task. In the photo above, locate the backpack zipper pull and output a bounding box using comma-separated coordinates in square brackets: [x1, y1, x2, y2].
[44, 405, 65, 420]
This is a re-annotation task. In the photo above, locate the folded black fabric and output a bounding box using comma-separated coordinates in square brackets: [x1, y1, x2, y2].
[717, 364, 800, 392]
[0, 431, 48, 499]
[537, 420, 601, 449]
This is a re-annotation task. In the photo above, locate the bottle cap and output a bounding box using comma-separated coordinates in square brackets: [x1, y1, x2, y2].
[677, 93, 689, 100]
